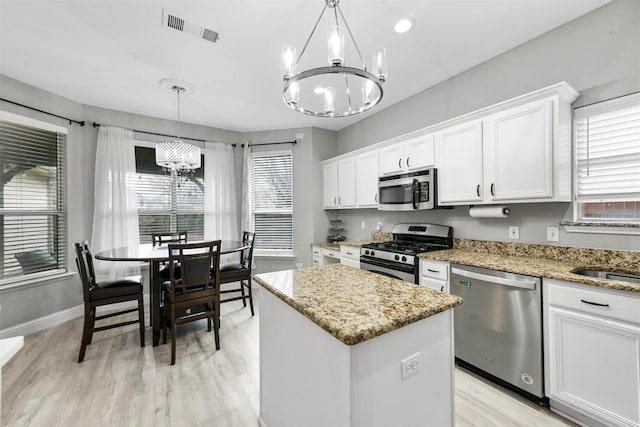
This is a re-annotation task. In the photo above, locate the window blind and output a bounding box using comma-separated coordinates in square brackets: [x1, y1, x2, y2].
[0, 118, 67, 281]
[134, 146, 204, 243]
[252, 152, 293, 252]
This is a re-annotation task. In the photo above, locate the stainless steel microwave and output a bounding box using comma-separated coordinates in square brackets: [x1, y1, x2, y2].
[378, 168, 437, 211]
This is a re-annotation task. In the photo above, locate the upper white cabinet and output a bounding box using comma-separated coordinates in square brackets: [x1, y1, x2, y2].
[435, 120, 484, 204]
[355, 150, 379, 207]
[436, 83, 578, 205]
[379, 132, 434, 176]
[323, 158, 356, 209]
[484, 98, 553, 201]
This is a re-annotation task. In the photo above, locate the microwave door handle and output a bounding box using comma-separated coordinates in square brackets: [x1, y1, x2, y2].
[412, 179, 419, 209]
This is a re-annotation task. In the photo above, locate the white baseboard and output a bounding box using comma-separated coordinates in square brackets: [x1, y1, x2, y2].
[0, 294, 150, 339]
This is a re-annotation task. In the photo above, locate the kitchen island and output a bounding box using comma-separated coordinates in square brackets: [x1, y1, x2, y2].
[253, 264, 462, 427]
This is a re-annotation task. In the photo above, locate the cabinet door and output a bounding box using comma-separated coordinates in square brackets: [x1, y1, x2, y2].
[323, 162, 338, 208]
[337, 157, 356, 207]
[378, 143, 404, 176]
[547, 306, 640, 426]
[355, 151, 379, 207]
[404, 133, 434, 171]
[485, 99, 553, 201]
[435, 120, 483, 204]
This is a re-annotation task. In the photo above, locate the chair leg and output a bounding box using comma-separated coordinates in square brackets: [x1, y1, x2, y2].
[240, 281, 247, 307]
[246, 280, 255, 316]
[88, 307, 96, 344]
[78, 304, 93, 363]
[138, 295, 145, 347]
[170, 304, 176, 365]
[162, 302, 168, 345]
[213, 300, 220, 350]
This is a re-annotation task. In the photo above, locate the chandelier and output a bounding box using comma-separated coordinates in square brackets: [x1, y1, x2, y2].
[281, 0, 387, 118]
[155, 78, 201, 174]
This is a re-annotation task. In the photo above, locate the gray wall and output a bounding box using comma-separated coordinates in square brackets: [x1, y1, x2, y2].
[332, 0, 640, 252]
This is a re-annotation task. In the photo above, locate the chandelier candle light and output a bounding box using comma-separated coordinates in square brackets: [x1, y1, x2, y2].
[281, 0, 387, 117]
[155, 78, 201, 175]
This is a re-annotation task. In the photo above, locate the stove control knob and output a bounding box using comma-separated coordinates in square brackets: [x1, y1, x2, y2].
[371, 251, 375, 256]
[401, 256, 407, 262]
[394, 255, 400, 261]
[364, 250, 370, 255]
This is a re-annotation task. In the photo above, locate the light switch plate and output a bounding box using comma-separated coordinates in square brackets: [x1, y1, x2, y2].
[547, 227, 559, 242]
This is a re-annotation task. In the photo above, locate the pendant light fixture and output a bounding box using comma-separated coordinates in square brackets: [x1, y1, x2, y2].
[155, 78, 201, 175]
[281, 0, 387, 118]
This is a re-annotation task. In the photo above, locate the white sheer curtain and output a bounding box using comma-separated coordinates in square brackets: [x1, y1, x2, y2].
[241, 143, 253, 233]
[204, 142, 239, 241]
[91, 126, 140, 280]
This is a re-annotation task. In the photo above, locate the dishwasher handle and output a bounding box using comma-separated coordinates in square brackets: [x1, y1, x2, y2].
[451, 267, 537, 290]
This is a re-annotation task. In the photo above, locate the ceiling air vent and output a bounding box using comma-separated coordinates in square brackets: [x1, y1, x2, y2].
[162, 9, 220, 44]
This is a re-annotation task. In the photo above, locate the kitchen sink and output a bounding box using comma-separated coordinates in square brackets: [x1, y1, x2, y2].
[572, 268, 640, 284]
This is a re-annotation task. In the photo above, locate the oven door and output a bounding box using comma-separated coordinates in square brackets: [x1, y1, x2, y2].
[360, 257, 417, 283]
[378, 170, 434, 211]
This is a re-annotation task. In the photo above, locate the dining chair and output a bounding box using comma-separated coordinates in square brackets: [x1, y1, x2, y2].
[162, 240, 221, 365]
[152, 231, 188, 280]
[74, 241, 145, 363]
[219, 231, 256, 316]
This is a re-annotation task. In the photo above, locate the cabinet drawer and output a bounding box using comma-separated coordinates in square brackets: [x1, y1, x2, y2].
[546, 279, 640, 325]
[340, 245, 359, 261]
[420, 259, 449, 281]
[312, 257, 322, 266]
[312, 246, 322, 256]
[323, 248, 340, 259]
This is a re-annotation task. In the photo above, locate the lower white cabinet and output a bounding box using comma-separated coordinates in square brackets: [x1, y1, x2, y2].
[340, 245, 360, 269]
[419, 259, 450, 292]
[544, 279, 640, 427]
[312, 245, 323, 266]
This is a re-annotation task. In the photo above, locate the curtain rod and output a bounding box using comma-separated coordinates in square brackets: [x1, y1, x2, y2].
[242, 140, 297, 147]
[0, 97, 85, 126]
[91, 122, 237, 147]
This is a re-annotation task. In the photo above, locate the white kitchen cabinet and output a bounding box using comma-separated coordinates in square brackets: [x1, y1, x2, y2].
[484, 98, 553, 201]
[419, 259, 450, 292]
[323, 157, 356, 209]
[340, 245, 360, 269]
[435, 120, 484, 204]
[379, 132, 434, 176]
[355, 150, 379, 207]
[544, 279, 640, 427]
[312, 245, 323, 266]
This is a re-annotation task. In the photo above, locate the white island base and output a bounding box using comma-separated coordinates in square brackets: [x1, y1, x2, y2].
[259, 289, 455, 427]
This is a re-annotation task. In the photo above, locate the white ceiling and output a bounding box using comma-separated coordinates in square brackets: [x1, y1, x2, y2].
[0, 0, 609, 133]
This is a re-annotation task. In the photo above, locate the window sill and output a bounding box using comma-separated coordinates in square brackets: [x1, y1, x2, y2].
[0, 271, 76, 293]
[254, 252, 295, 259]
[561, 221, 640, 236]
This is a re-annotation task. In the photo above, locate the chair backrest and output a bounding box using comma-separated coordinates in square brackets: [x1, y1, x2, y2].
[240, 231, 255, 272]
[152, 231, 188, 246]
[167, 240, 221, 296]
[74, 240, 96, 302]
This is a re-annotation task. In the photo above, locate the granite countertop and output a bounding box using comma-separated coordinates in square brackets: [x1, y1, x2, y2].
[312, 242, 341, 251]
[419, 244, 640, 293]
[312, 239, 380, 250]
[253, 263, 462, 346]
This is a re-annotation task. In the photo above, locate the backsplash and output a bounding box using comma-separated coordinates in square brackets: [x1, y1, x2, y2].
[454, 239, 640, 271]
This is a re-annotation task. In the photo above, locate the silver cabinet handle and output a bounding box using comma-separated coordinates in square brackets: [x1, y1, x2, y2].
[346, 251, 353, 255]
[375, 193, 378, 203]
[491, 183, 495, 196]
[427, 268, 440, 273]
[406, 157, 410, 168]
[580, 299, 610, 307]
[333, 197, 336, 205]
[476, 184, 481, 197]
[451, 267, 537, 290]
[338, 196, 341, 204]
[398, 158, 402, 169]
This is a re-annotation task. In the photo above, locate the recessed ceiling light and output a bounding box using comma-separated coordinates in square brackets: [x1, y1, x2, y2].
[394, 18, 415, 34]
[314, 87, 325, 95]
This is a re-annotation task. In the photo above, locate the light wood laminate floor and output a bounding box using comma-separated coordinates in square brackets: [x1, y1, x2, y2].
[2, 288, 574, 427]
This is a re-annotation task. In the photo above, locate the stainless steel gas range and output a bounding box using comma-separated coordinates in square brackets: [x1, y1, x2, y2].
[360, 223, 453, 283]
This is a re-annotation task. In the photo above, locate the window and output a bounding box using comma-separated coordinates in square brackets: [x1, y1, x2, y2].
[252, 151, 293, 255]
[0, 112, 67, 283]
[134, 145, 204, 243]
[574, 93, 640, 222]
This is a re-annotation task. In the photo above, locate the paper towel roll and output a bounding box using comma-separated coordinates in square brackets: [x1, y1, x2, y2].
[469, 205, 510, 218]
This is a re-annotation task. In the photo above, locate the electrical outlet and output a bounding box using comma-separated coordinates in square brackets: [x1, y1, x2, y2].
[361, 221, 366, 230]
[547, 227, 559, 242]
[509, 226, 519, 239]
[401, 352, 420, 379]
[376, 222, 382, 231]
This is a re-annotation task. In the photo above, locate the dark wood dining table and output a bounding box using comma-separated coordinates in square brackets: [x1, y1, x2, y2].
[95, 240, 248, 346]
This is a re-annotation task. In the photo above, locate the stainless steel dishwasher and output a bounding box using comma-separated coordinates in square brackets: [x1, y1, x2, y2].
[450, 264, 546, 404]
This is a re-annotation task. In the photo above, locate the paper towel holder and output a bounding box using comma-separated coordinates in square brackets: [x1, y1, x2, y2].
[468, 205, 511, 218]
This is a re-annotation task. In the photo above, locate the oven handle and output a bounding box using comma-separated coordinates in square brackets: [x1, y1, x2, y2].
[360, 257, 415, 274]
[451, 267, 537, 290]
[412, 178, 419, 209]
